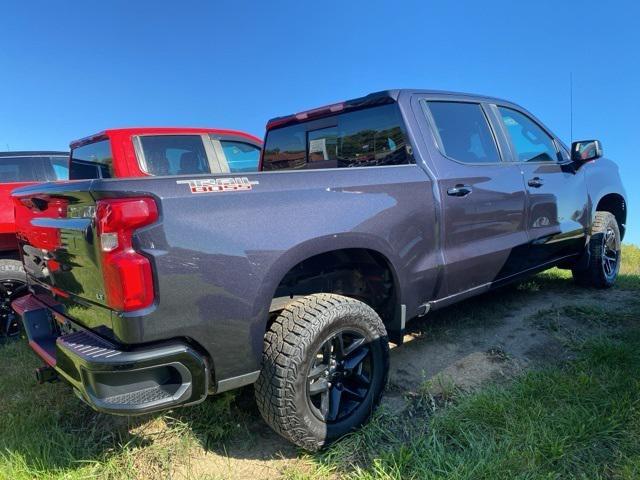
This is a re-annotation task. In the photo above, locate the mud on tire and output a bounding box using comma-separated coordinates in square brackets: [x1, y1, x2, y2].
[255, 293, 389, 451]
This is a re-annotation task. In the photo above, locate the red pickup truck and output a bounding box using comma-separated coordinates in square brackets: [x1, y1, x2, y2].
[68, 127, 262, 179]
[1, 151, 69, 336]
[2, 128, 261, 337]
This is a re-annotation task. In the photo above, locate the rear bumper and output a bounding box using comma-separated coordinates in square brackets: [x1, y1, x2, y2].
[12, 294, 210, 415]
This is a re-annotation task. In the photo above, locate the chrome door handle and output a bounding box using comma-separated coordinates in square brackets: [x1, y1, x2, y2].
[528, 177, 544, 188]
[447, 185, 472, 197]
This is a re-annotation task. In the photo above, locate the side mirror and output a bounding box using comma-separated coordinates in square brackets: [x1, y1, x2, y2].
[571, 140, 603, 163]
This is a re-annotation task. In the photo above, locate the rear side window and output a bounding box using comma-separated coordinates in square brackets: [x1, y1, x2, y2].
[262, 103, 412, 170]
[138, 135, 209, 176]
[498, 107, 558, 162]
[425, 101, 500, 164]
[70, 140, 113, 179]
[0, 155, 68, 182]
[218, 140, 260, 173]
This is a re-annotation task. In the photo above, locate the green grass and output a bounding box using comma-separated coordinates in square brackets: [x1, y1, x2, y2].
[0, 338, 249, 479]
[618, 243, 640, 289]
[0, 244, 638, 479]
[300, 308, 640, 479]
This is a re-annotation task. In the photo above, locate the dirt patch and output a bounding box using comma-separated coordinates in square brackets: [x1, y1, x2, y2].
[389, 288, 635, 396]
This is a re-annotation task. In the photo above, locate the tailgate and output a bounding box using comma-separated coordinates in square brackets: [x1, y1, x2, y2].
[12, 180, 114, 333]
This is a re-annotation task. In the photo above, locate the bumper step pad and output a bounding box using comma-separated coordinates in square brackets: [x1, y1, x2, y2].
[13, 294, 210, 415]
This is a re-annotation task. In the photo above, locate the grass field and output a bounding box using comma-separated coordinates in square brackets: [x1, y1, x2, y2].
[0, 245, 638, 479]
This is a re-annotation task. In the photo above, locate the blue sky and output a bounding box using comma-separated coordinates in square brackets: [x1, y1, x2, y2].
[1, 0, 638, 243]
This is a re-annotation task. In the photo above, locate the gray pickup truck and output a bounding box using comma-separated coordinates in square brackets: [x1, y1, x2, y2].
[12, 89, 627, 450]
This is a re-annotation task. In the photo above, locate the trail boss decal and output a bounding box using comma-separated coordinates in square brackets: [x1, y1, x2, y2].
[177, 177, 259, 194]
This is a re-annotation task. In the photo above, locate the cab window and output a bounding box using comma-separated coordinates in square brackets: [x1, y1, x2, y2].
[0, 155, 68, 182]
[262, 103, 412, 170]
[70, 140, 113, 179]
[498, 107, 558, 162]
[138, 135, 209, 176]
[217, 140, 261, 173]
[425, 101, 501, 164]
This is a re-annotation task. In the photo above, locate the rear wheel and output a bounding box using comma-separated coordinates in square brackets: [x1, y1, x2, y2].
[255, 293, 389, 450]
[572, 211, 621, 288]
[0, 259, 27, 338]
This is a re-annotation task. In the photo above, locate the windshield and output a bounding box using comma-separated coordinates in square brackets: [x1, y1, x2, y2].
[0, 155, 68, 183]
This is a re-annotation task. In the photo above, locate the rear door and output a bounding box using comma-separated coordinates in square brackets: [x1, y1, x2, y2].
[491, 105, 589, 265]
[415, 96, 529, 298]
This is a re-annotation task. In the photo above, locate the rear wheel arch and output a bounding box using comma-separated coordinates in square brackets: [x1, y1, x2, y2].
[262, 246, 403, 341]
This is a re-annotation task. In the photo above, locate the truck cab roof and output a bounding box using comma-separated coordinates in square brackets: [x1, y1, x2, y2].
[0, 151, 68, 157]
[266, 89, 512, 130]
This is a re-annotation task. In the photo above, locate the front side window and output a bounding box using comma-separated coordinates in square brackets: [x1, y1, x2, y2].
[0, 155, 68, 182]
[70, 140, 113, 179]
[138, 135, 209, 176]
[498, 107, 558, 162]
[262, 103, 412, 171]
[425, 101, 500, 164]
[218, 140, 261, 173]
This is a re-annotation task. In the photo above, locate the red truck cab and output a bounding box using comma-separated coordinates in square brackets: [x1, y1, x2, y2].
[69, 127, 262, 179]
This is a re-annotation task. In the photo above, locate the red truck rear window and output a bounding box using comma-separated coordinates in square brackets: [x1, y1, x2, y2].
[69, 140, 113, 179]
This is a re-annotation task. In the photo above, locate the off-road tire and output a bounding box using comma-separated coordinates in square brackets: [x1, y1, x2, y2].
[572, 211, 621, 288]
[0, 258, 27, 338]
[255, 293, 389, 451]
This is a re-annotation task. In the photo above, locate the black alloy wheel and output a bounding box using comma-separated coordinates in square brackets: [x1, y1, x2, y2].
[306, 329, 373, 423]
[602, 227, 619, 280]
[0, 277, 27, 337]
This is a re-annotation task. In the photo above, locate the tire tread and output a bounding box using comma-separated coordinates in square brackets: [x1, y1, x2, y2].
[255, 293, 388, 450]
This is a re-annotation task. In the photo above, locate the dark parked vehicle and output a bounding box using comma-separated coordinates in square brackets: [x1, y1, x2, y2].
[0, 151, 68, 337]
[12, 90, 627, 449]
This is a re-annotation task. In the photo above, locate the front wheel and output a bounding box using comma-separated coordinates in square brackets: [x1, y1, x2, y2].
[0, 259, 28, 338]
[255, 293, 389, 451]
[572, 211, 621, 288]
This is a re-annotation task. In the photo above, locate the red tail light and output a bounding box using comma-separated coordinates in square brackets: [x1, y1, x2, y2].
[95, 197, 158, 311]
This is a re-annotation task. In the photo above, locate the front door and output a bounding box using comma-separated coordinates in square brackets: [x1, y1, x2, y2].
[493, 106, 589, 265]
[418, 99, 529, 298]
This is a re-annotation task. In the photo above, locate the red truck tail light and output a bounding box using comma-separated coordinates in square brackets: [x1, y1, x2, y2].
[95, 197, 158, 311]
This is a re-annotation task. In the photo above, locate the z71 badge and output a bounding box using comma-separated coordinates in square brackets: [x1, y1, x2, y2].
[177, 177, 259, 194]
